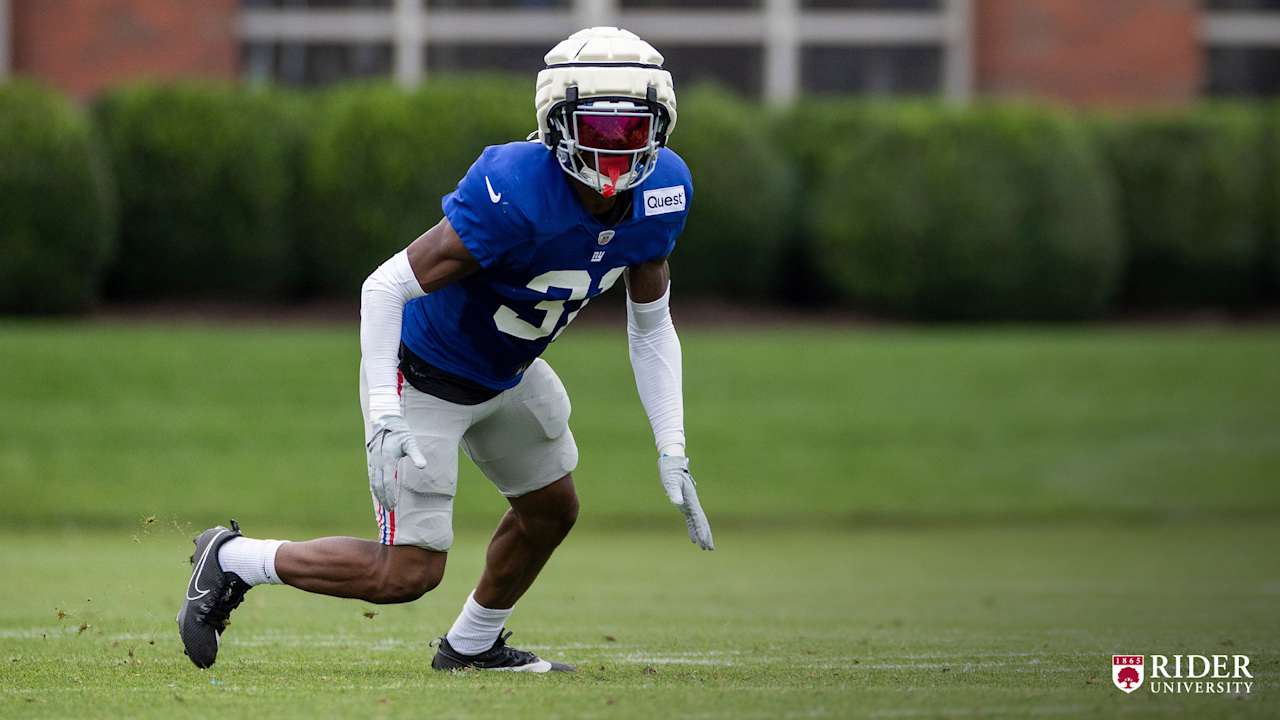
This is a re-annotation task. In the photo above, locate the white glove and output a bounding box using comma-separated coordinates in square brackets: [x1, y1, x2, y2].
[366, 415, 426, 512]
[658, 455, 714, 551]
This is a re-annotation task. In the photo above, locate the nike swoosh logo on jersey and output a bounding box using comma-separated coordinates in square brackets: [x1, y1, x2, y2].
[485, 176, 502, 203]
[185, 528, 228, 601]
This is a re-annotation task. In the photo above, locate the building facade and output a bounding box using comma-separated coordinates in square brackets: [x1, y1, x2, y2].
[1, 0, 1278, 104]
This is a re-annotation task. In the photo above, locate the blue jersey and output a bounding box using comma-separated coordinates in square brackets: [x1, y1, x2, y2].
[401, 141, 692, 391]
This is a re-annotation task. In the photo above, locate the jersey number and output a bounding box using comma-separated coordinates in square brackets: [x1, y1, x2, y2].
[494, 267, 625, 341]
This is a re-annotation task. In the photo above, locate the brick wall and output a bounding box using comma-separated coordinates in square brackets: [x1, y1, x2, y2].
[11, 0, 237, 99]
[975, 0, 1201, 106]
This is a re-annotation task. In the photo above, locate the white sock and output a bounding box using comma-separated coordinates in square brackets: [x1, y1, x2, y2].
[445, 591, 513, 655]
[217, 537, 287, 586]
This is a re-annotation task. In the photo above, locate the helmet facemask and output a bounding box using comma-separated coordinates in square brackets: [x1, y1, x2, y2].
[548, 90, 670, 198]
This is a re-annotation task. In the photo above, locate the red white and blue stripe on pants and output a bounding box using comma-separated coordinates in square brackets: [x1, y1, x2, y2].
[375, 502, 396, 545]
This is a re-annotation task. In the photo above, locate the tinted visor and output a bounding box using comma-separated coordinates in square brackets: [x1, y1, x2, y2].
[575, 113, 652, 151]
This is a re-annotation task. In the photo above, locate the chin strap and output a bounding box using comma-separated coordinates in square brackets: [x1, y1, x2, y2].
[599, 156, 630, 198]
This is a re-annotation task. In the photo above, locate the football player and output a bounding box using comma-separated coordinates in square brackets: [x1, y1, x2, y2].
[178, 27, 712, 672]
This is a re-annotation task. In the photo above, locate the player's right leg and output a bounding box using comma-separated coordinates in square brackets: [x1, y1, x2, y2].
[273, 538, 445, 602]
[176, 365, 468, 669]
[176, 523, 445, 668]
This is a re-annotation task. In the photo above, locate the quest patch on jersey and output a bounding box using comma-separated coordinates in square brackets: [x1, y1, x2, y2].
[643, 186, 686, 216]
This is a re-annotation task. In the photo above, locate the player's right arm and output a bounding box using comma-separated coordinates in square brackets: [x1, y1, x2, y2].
[361, 218, 479, 511]
[403, 217, 482, 291]
[363, 146, 532, 509]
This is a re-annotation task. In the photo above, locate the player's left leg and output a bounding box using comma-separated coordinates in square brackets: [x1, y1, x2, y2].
[431, 359, 580, 672]
[472, 475, 578, 610]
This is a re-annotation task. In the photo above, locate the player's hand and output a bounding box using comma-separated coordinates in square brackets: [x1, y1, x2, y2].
[366, 415, 427, 512]
[658, 455, 714, 551]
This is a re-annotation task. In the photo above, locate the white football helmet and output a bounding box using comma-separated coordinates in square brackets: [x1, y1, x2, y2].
[535, 27, 678, 197]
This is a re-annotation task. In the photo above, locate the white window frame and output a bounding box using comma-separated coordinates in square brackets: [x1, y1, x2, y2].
[1201, 4, 1280, 96]
[238, 0, 973, 103]
[1203, 6, 1280, 47]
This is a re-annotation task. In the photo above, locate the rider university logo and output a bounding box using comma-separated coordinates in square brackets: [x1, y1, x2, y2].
[1113, 655, 1145, 693]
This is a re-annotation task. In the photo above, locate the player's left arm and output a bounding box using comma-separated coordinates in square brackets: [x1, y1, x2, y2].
[626, 258, 714, 551]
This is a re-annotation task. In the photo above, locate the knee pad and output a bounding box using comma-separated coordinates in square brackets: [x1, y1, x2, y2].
[390, 461, 455, 551]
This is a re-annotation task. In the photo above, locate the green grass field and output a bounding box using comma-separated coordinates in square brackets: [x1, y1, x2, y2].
[1, 321, 1278, 718]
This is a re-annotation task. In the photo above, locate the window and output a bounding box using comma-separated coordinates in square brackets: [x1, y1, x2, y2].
[427, 44, 550, 74]
[237, 0, 964, 98]
[802, 0, 939, 8]
[241, 0, 391, 7]
[802, 45, 941, 95]
[661, 46, 764, 98]
[242, 42, 393, 86]
[1203, 0, 1280, 97]
[620, 0, 759, 7]
[427, 44, 762, 97]
[1204, 0, 1280, 9]
[427, 0, 568, 7]
[1205, 48, 1280, 96]
[798, 1, 951, 98]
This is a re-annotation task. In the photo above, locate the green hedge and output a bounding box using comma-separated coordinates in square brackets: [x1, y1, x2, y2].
[0, 82, 114, 313]
[1092, 108, 1264, 308]
[777, 98, 878, 183]
[1266, 105, 1280, 298]
[95, 82, 308, 299]
[774, 99, 882, 303]
[304, 78, 531, 296]
[7, 77, 1280, 318]
[801, 103, 1123, 319]
[666, 86, 796, 298]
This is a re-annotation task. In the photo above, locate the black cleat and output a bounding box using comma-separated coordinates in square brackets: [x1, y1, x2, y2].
[431, 630, 575, 673]
[176, 520, 250, 669]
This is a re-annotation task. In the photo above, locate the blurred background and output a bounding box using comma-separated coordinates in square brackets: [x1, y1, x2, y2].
[2, 0, 1280, 318]
[0, 0, 1274, 527]
[1, 4, 1279, 716]
[1, 0, 1279, 531]
[1, 0, 1278, 565]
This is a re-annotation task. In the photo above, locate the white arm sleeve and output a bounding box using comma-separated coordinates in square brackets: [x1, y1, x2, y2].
[360, 250, 426, 420]
[627, 286, 686, 455]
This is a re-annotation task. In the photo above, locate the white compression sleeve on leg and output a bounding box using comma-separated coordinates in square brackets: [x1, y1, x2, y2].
[627, 286, 686, 455]
[360, 250, 426, 420]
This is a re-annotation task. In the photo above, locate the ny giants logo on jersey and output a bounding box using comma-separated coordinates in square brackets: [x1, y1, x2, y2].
[643, 186, 685, 216]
